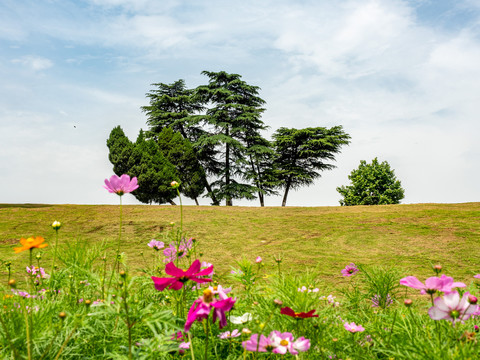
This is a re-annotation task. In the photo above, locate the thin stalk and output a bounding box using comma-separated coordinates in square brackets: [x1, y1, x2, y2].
[54, 326, 77, 360]
[204, 315, 210, 360]
[107, 195, 123, 291]
[188, 332, 195, 360]
[51, 229, 59, 277]
[122, 281, 133, 360]
[39, 325, 62, 360]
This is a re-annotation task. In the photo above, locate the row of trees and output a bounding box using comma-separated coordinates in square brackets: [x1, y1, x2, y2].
[107, 71, 351, 206]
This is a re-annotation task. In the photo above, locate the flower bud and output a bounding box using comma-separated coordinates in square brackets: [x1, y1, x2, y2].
[59, 312, 67, 319]
[468, 295, 478, 305]
[85, 299, 92, 307]
[242, 328, 252, 335]
[52, 221, 62, 230]
[8, 279, 16, 288]
[404, 299, 413, 307]
[170, 181, 180, 189]
[433, 264, 442, 274]
[119, 270, 126, 278]
[475, 325, 479, 333]
[273, 299, 283, 307]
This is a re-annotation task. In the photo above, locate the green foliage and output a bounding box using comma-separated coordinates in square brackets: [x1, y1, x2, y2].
[106, 126, 134, 176]
[128, 131, 178, 205]
[196, 71, 269, 205]
[272, 126, 351, 206]
[156, 128, 207, 203]
[337, 158, 405, 206]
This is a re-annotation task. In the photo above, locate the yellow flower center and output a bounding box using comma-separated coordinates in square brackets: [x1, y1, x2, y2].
[280, 339, 289, 346]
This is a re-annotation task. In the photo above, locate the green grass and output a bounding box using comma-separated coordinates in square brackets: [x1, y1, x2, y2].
[1, 202, 480, 284]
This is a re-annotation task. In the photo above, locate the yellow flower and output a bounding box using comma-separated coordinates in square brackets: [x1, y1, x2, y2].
[14, 236, 48, 253]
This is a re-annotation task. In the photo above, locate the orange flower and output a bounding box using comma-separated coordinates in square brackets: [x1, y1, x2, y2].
[14, 236, 48, 253]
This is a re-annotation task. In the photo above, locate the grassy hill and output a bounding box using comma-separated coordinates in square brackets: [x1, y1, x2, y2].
[1, 202, 479, 285]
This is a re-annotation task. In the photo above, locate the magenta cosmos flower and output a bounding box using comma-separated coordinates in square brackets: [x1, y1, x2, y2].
[104, 174, 139, 195]
[344, 322, 365, 333]
[184, 287, 236, 332]
[400, 274, 466, 295]
[151, 259, 213, 291]
[428, 291, 479, 324]
[341, 263, 359, 277]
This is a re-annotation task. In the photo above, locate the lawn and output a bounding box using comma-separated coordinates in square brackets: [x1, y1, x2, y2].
[1, 202, 479, 283]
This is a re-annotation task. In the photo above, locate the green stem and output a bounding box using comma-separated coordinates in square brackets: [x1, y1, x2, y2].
[188, 332, 195, 360]
[107, 195, 123, 292]
[122, 281, 132, 360]
[54, 326, 77, 360]
[204, 315, 210, 360]
[51, 229, 59, 277]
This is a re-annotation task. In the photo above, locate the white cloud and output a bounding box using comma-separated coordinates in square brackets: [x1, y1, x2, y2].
[11, 55, 53, 71]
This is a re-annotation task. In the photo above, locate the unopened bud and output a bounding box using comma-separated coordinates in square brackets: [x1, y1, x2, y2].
[85, 299, 92, 307]
[242, 328, 251, 335]
[52, 221, 62, 230]
[59, 312, 67, 319]
[273, 299, 283, 307]
[404, 299, 413, 307]
[119, 270, 126, 278]
[433, 264, 442, 274]
[170, 181, 180, 189]
[468, 295, 478, 305]
[36, 254, 41, 260]
[8, 279, 16, 288]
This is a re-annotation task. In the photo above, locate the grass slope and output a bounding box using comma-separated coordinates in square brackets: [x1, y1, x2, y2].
[1, 203, 479, 284]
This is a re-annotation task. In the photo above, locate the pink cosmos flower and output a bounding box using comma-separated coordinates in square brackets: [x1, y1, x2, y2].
[147, 239, 164, 251]
[400, 274, 466, 295]
[269, 331, 294, 354]
[151, 259, 213, 291]
[474, 274, 480, 279]
[242, 332, 310, 354]
[428, 291, 479, 324]
[243, 334, 274, 352]
[344, 322, 365, 333]
[341, 263, 359, 277]
[256, 256, 262, 263]
[184, 287, 236, 332]
[218, 329, 241, 339]
[104, 174, 139, 195]
[292, 336, 311, 354]
[163, 238, 193, 262]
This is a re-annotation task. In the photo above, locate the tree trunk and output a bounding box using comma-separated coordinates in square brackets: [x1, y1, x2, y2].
[281, 180, 291, 207]
[168, 200, 177, 206]
[204, 182, 219, 206]
[225, 129, 232, 206]
[194, 197, 199, 206]
[259, 192, 264, 207]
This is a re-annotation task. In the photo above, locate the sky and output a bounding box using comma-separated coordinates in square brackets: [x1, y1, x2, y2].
[1, 0, 479, 206]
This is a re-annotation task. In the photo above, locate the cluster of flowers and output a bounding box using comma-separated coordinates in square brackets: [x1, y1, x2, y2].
[371, 294, 393, 308]
[26, 266, 49, 279]
[148, 238, 194, 263]
[401, 274, 479, 323]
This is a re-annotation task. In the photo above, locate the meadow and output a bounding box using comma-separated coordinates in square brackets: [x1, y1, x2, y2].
[1, 198, 480, 359]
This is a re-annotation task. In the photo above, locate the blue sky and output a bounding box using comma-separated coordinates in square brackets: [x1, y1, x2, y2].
[1, 0, 479, 206]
